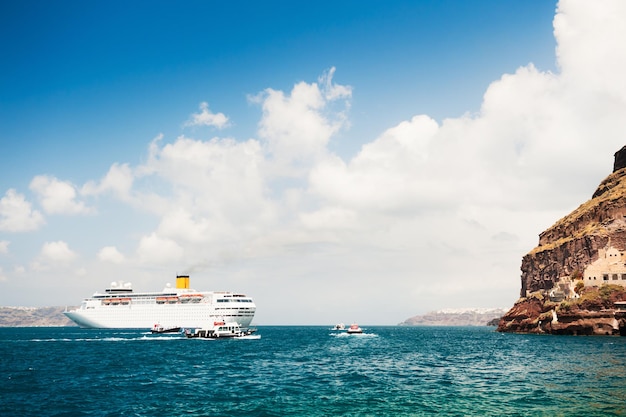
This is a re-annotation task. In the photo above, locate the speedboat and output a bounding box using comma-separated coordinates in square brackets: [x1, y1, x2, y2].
[150, 324, 181, 334]
[185, 320, 257, 339]
[332, 323, 345, 330]
[346, 323, 363, 334]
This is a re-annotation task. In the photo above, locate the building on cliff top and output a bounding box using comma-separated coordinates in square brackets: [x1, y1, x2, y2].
[583, 245, 626, 288]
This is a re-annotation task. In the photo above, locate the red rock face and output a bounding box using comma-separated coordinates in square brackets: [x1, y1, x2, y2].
[549, 311, 617, 336]
[496, 297, 544, 333]
[497, 296, 623, 335]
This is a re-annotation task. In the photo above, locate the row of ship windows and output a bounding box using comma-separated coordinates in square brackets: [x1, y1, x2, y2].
[94, 297, 253, 303]
[137, 312, 253, 317]
[95, 300, 254, 311]
[120, 302, 255, 309]
[211, 313, 255, 316]
[96, 294, 178, 299]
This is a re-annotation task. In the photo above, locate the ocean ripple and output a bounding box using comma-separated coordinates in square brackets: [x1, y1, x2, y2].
[1, 326, 625, 416]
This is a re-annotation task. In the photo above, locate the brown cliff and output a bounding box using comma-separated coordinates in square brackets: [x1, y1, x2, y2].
[400, 308, 507, 326]
[498, 146, 626, 335]
[498, 286, 626, 335]
[0, 306, 76, 327]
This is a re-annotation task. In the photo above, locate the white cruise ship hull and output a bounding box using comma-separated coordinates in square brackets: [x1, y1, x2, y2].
[63, 275, 256, 329]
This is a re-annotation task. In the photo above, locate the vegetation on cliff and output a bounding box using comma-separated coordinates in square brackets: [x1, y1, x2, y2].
[530, 168, 626, 256]
[560, 285, 626, 312]
[497, 285, 626, 335]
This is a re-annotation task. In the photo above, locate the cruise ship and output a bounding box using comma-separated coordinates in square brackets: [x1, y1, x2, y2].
[64, 275, 256, 329]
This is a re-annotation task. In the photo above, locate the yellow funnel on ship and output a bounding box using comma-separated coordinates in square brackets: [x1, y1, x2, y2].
[176, 275, 190, 289]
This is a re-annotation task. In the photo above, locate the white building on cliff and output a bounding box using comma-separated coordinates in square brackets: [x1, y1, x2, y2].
[583, 245, 626, 287]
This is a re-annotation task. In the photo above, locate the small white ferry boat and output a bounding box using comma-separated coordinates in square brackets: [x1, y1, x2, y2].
[185, 320, 257, 339]
[346, 323, 363, 334]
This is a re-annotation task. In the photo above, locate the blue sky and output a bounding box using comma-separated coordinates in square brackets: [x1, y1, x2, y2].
[2, 1, 625, 325]
[1, 1, 557, 185]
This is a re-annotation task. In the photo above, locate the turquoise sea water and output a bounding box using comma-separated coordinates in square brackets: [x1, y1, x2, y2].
[1, 326, 625, 416]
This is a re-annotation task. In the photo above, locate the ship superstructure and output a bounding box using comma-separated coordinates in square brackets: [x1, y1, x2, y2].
[64, 275, 256, 329]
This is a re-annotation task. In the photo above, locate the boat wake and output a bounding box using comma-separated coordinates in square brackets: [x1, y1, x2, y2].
[330, 332, 377, 338]
[236, 334, 261, 340]
[190, 334, 261, 341]
[140, 335, 184, 340]
[31, 337, 136, 342]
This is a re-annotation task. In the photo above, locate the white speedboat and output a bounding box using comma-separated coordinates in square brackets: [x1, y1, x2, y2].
[346, 323, 363, 334]
[150, 323, 181, 334]
[332, 323, 345, 330]
[185, 320, 257, 339]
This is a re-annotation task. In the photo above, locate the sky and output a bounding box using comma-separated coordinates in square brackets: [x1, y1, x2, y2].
[1, 0, 626, 325]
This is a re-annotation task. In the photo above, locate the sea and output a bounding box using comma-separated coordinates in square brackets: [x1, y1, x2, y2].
[1, 326, 625, 417]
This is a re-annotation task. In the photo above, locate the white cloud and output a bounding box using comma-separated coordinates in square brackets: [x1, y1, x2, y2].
[555, 0, 626, 99]
[184, 102, 229, 129]
[137, 233, 184, 265]
[319, 66, 352, 102]
[299, 206, 358, 232]
[309, 114, 440, 214]
[97, 246, 125, 264]
[140, 134, 276, 234]
[156, 208, 212, 244]
[30, 175, 93, 215]
[82, 163, 134, 200]
[256, 71, 352, 173]
[32, 241, 78, 271]
[0, 240, 8, 254]
[0, 189, 45, 232]
[41, 241, 77, 262]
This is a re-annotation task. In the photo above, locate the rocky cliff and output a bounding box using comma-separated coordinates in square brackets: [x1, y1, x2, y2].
[400, 308, 507, 326]
[0, 306, 76, 327]
[498, 146, 626, 335]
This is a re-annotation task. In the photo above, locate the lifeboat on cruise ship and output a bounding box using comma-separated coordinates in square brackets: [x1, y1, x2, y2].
[179, 294, 204, 303]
